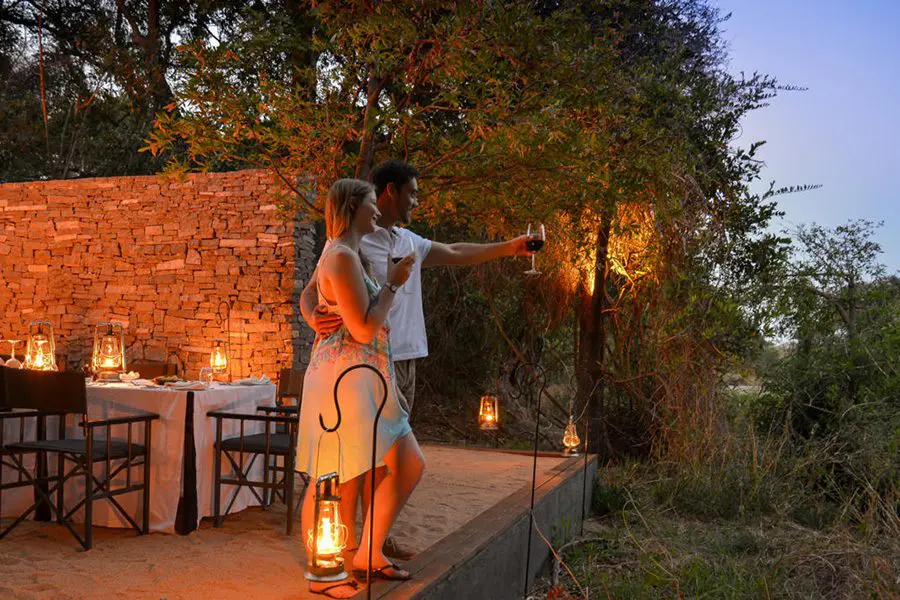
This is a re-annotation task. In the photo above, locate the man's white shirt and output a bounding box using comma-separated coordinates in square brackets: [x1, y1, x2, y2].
[318, 227, 432, 361]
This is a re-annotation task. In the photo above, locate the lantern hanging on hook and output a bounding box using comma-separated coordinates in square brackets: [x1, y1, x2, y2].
[478, 394, 499, 431]
[305, 472, 350, 582]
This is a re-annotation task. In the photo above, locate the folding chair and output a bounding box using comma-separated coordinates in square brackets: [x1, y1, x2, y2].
[0, 368, 158, 550]
[207, 408, 299, 534]
[276, 367, 305, 413]
[260, 367, 309, 507]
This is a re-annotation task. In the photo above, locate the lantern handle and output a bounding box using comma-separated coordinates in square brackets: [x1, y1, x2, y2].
[320, 363, 388, 432]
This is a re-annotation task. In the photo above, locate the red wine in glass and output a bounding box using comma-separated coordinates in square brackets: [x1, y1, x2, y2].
[525, 223, 545, 275]
[525, 238, 544, 252]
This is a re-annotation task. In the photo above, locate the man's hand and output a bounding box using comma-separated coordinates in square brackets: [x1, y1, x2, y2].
[310, 305, 343, 336]
[509, 234, 536, 257]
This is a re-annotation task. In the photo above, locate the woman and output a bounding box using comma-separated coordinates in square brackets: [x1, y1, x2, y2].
[297, 178, 425, 598]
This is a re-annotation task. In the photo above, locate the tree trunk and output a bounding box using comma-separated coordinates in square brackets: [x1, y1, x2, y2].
[576, 211, 614, 457]
[355, 73, 382, 179]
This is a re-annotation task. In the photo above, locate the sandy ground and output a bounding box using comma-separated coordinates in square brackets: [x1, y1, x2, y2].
[1, 444, 564, 600]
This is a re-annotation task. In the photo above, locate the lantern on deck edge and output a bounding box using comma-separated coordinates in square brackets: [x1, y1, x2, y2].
[91, 322, 126, 380]
[562, 415, 581, 456]
[210, 338, 228, 375]
[23, 321, 57, 371]
[305, 472, 350, 582]
[478, 394, 500, 430]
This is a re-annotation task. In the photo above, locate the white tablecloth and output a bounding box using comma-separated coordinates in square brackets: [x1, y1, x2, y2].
[1, 382, 276, 534]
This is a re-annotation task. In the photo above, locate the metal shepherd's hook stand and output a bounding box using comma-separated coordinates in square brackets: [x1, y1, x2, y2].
[215, 295, 237, 379]
[320, 363, 388, 600]
[514, 361, 548, 600]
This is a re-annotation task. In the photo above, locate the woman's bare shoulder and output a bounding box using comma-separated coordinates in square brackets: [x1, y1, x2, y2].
[320, 245, 361, 277]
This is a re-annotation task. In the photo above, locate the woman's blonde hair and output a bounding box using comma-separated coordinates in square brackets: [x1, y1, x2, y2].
[325, 178, 375, 240]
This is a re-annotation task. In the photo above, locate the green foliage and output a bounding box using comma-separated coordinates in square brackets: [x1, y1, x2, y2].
[651, 463, 778, 521]
[591, 480, 629, 517]
[0, 0, 235, 181]
[750, 221, 899, 533]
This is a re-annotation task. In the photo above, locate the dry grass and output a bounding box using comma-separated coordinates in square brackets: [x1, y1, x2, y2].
[529, 463, 900, 600]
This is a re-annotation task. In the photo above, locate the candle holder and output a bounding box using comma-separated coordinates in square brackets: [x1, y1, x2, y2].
[305, 472, 350, 581]
[91, 322, 126, 380]
[24, 321, 57, 371]
[478, 394, 500, 430]
[562, 414, 581, 456]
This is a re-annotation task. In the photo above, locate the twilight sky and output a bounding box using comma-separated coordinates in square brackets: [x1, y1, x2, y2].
[716, 0, 900, 272]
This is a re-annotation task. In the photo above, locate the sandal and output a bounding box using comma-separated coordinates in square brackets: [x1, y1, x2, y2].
[310, 578, 359, 598]
[383, 536, 416, 560]
[352, 561, 411, 581]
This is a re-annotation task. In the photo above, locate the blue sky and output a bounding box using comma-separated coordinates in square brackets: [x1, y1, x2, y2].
[716, 0, 900, 272]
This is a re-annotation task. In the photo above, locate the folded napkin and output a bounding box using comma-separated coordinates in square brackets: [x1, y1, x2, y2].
[234, 375, 272, 386]
[165, 381, 207, 390]
[119, 371, 141, 381]
[129, 379, 156, 387]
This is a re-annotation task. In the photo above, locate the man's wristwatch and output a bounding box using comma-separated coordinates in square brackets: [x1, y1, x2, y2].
[385, 282, 399, 294]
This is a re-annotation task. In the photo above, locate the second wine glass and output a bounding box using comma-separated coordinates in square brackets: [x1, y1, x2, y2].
[390, 229, 416, 294]
[5, 339, 22, 369]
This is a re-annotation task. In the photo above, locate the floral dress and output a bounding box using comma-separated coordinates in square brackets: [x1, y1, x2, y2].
[296, 248, 411, 482]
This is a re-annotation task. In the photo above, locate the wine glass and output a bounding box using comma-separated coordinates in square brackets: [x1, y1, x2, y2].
[524, 223, 546, 275]
[5, 339, 22, 369]
[199, 367, 214, 388]
[390, 229, 416, 294]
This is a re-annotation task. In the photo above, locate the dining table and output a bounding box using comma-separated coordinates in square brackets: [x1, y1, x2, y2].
[1, 379, 277, 534]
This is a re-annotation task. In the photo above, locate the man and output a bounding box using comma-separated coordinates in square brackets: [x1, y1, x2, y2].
[301, 159, 531, 414]
[299, 159, 531, 559]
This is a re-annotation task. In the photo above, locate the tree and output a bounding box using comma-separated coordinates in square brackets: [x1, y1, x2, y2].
[0, 0, 235, 180]
[148, 0, 787, 457]
[766, 220, 896, 436]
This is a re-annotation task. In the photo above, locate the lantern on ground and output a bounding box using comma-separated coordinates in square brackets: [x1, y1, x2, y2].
[305, 472, 349, 582]
[210, 339, 228, 376]
[24, 321, 57, 371]
[562, 415, 581, 456]
[478, 394, 500, 430]
[92, 322, 126, 380]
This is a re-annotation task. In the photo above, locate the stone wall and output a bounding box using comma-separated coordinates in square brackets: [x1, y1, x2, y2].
[0, 170, 317, 379]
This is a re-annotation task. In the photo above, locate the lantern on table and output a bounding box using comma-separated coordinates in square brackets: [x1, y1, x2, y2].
[478, 394, 500, 430]
[23, 321, 57, 371]
[305, 472, 349, 582]
[210, 338, 228, 376]
[92, 322, 126, 380]
[562, 415, 581, 456]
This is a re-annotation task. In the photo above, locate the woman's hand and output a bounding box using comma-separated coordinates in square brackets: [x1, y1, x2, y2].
[386, 253, 415, 287]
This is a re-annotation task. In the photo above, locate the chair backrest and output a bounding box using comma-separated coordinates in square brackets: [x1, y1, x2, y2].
[131, 361, 178, 379]
[278, 367, 305, 405]
[0, 366, 7, 411]
[2, 368, 87, 414]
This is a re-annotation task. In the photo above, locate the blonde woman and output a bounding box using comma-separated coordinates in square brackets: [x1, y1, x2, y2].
[297, 178, 424, 598]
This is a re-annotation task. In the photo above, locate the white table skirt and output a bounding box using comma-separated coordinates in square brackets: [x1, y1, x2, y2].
[1, 382, 276, 534]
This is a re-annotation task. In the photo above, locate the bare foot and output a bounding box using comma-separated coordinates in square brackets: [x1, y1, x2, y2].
[309, 579, 359, 598]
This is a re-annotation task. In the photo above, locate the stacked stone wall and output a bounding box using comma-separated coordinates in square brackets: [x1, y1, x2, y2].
[0, 170, 316, 379]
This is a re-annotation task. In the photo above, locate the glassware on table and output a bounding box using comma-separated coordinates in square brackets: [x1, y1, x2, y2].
[524, 223, 546, 275]
[4, 339, 23, 369]
[389, 229, 416, 294]
[199, 366, 214, 388]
